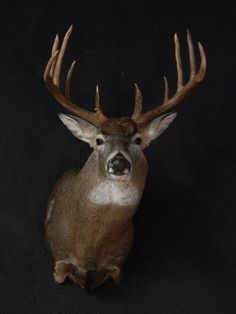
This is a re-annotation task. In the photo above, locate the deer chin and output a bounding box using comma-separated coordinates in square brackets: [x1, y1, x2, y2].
[107, 168, 131, 181]
[108, 173, 130, 181]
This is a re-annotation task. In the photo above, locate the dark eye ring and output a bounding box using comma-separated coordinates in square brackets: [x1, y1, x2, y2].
[134, 137, 142, 145]
[96, 138, 104, 146]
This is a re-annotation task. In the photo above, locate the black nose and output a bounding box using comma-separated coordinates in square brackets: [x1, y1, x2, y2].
[108, 153, 131, 174]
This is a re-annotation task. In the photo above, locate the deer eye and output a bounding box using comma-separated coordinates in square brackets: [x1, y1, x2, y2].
[134, 137, 142, 145]
[96, 138, 104, 146]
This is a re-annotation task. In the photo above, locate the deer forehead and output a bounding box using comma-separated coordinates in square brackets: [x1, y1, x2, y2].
[88, 181, 140, 206]
[100, 118, 138, 136]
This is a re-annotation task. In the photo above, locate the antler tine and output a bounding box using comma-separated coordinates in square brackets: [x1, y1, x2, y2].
[95, 85, 100, 109]
[53, 25, 73, 87]
[44, 50, 59, 82]
[133, 31, 207, 127]
[163, 76, 169, 103]
[50, 34, 59, 77]
[187, 30, 196, 78]
[197, 42, 207, 81]
[174, 33, 183, 90]
[94, 85, 106, 120]
[65, 60, 76, 99]
[132, 83, 143, 120]
[51, 34, 59, 55]
[95, 85, 103, 113]
[44, 26, 107, 126]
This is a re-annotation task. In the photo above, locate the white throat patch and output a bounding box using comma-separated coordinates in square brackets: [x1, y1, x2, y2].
[88, 180, 140, 207]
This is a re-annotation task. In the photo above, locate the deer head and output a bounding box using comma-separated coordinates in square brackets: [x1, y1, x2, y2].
[44, 26, 206, 181]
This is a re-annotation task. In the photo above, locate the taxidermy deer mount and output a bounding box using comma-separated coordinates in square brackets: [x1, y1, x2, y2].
[44, 25, 206, 289]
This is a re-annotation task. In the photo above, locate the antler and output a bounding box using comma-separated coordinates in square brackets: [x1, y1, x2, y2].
[44, 25, 106, 126]
[132, 30, 207, 127]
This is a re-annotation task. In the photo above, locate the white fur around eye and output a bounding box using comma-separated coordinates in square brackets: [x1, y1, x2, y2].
[132, 133, 141, 141]
[95, 134, 106, 149]
[131, 133, 142, 146]
[96, 134, 105, 142]
[96, 134, 105, 141]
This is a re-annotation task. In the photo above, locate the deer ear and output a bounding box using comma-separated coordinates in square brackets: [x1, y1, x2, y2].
[141, 112, 177, 148]
[58, 114, 98, 144]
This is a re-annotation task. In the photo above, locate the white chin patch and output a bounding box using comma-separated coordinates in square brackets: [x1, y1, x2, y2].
[107, 167, 130, 179]
[88, 180, 140, 206]
[109, 173, 129, 181]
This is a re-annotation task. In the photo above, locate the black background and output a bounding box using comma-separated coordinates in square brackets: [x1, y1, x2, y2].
[1, 1, 236, 313]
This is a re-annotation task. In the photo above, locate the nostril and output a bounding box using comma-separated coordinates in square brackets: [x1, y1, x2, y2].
[108, 154, 131, 174]
[113, 159, 126, 172]
[112, 158, 126, 172]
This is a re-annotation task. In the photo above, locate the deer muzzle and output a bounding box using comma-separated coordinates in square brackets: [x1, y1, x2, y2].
[107, 153, 131, 176]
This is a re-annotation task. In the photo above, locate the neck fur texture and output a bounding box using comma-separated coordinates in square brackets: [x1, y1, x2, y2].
[88, 179, 140, 207]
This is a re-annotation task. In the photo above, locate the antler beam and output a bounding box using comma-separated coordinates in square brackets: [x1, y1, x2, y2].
[132, 30, 207, 127]
[44, 26, 106, 126]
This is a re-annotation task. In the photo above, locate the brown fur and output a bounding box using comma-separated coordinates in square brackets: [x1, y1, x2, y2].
[45, 150, 147, 289]
[100, 117, 138, 136]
